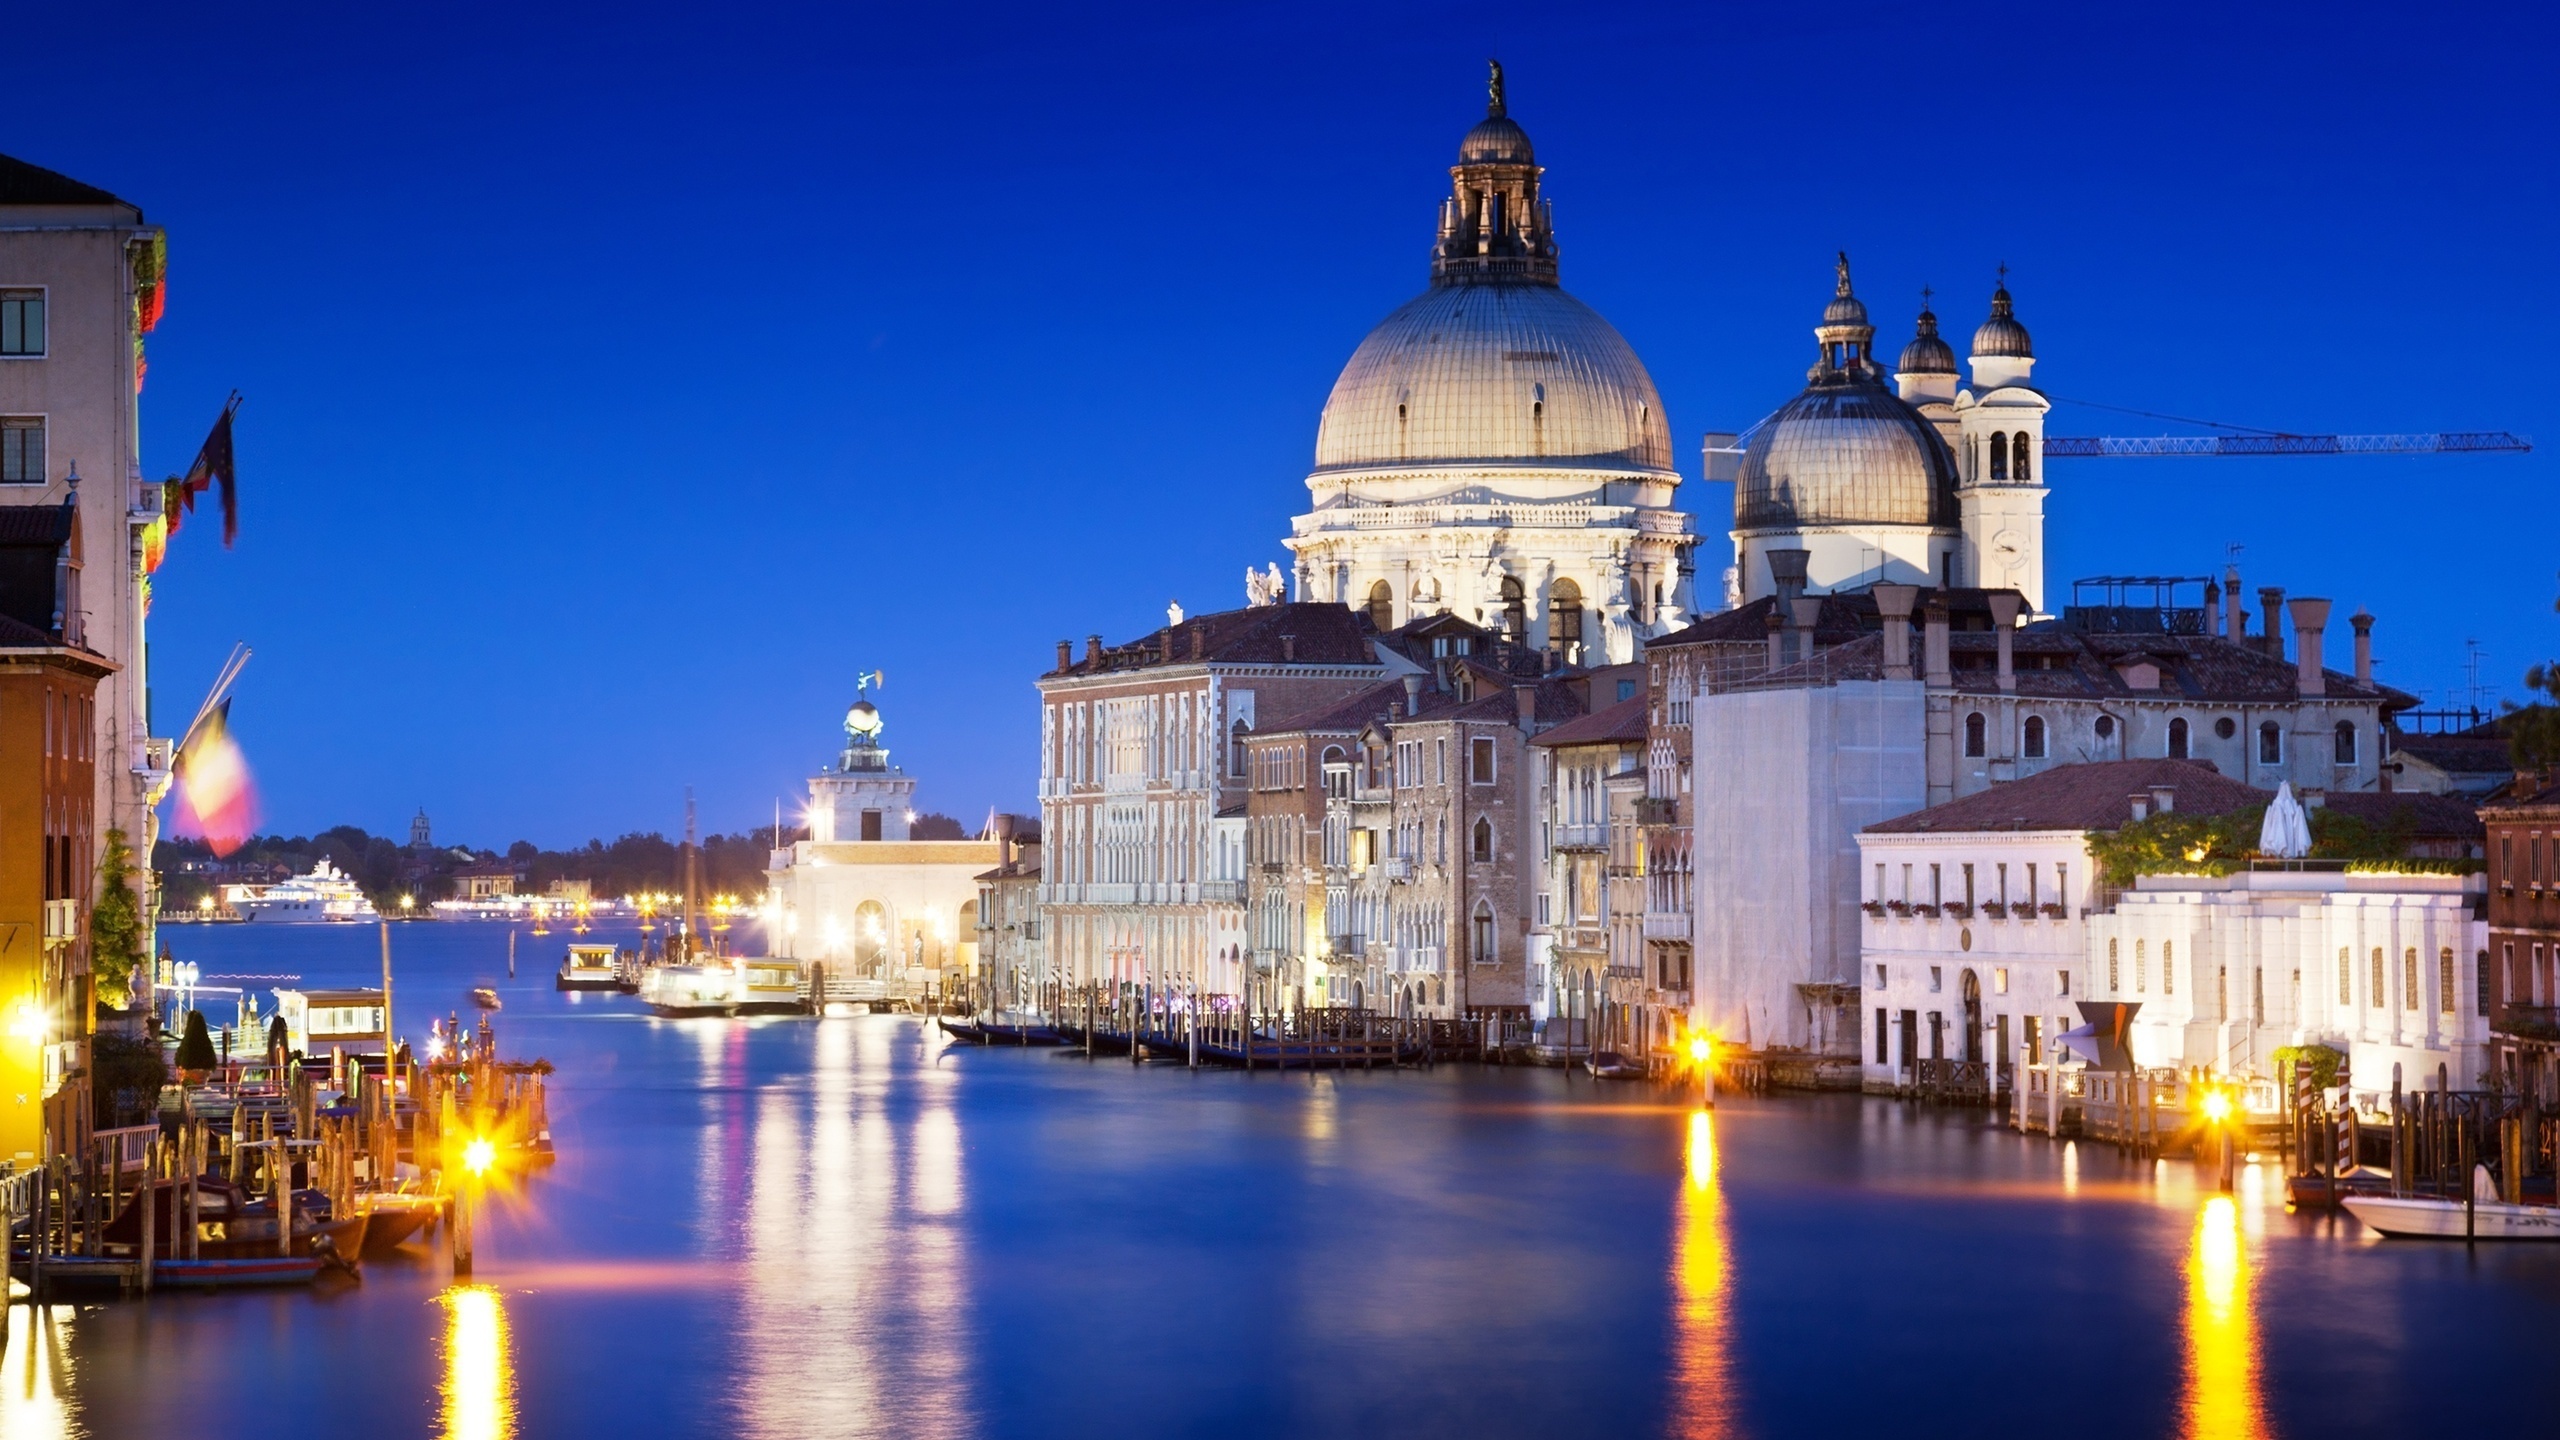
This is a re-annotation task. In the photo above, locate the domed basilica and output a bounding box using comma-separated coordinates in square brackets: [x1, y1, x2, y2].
[1284, 64, 1697, 664]
[1286, 68, 2060, 641]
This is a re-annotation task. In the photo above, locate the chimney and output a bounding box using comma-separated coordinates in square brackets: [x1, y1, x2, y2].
[1514, 682, 1537, 732]
[1160, 629, 1175, 663]
[2223, 564, 2244, 643]
[1988, 593, 2022, 692]
[1403, 674, 1424, 717]
[2129, 794, 2151, 822]
[1083, 634, 1103, 666]
[1056, 640, 1073, 671]
[2258, 587, 2286, 662]
[2148, 784, 2176, 814]
[1280, 634, 1296, 662]
[993, 812, 1019, 862]
[1191, 628, 1207, 661]
[1765, 610, 1785, 672]
[1767, 548, 1811, 611]
[2288, 597, 2331, 697]
[2350, 608, 2373, 684]
[2203, 580, 2222, 637]
[1789, 597, 1823, 666]
[1922, 600, 1952, 687]
[1874, 583, 1917, 681]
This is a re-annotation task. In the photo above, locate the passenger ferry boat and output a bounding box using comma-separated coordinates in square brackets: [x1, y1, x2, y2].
[555, 944, 623, 991]
[734, 959, 806, 1014]
[638, 963, 737, 1017]
[237, 861, 379, 924]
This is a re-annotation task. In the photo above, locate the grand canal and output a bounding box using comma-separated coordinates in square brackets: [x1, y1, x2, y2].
[16, 920, 2557, 1438]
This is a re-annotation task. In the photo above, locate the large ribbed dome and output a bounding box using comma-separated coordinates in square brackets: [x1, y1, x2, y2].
[1312, 283, 1673, 474]
[1733, 375, 1957, 530]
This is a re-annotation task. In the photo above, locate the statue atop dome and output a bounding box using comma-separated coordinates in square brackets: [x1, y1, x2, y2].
[1488, 58, 1505, 117]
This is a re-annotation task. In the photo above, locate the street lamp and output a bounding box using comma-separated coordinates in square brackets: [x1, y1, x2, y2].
[1688, 1033, 1715, 1109]
[2202, 1087, 2235, 1191]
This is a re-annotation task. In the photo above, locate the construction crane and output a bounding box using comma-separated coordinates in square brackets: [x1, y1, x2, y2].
[2041, 431, 2531, 458]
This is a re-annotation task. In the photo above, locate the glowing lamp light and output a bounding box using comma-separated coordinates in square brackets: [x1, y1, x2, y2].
[1688, 1035, 1713, 1065]
[425, 1032, 448, 1063]
[401, 894, 415, 911]
[2202, 1090, 2233, 1123]
[2184, 845, 2210, 863]
[198, 893, 216, 912]
[8, 1001, 44, 1045]
[463, 1136, 496, 1178]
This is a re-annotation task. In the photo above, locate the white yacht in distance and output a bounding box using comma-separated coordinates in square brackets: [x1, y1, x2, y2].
[236, 860, 380, 924]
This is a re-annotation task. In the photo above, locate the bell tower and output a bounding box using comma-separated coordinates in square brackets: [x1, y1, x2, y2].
[1432, 60, 1558, 286]
[1953, 272, 2051, 613]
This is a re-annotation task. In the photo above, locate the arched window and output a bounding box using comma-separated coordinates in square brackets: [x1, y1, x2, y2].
[1500, 575, 1526, 638]
[2334, 721, 2357, 764]
[1229, 718, 1250, 777]
[1472, 816, 1493, 862]
[1470, 902, 1495, 964]
[1989, 432, 2009, 480]
[2259, 721, 2283, 766]
[2370, 947, 2385, 1006]
[2107, 937, 2120, 993]
[1366, 580, 1393, 634]
[1549, 578, 1584, 655]
[1964, 711, 1987, 758]
[2168, 717, 2190, 759]
[2022, 716, 2046, 759]
[2162, 941, 2174, 995]
[2013, 431, 2033, 482]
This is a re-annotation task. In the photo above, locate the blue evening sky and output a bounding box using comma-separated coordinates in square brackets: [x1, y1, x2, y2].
[15, 0, 2553, 847]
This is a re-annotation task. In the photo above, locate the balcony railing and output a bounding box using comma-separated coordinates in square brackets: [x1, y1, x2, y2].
[1642, 911, 1689, 940]
[1199, 879, 1245, 903]
[2497, 1006, 2560, 1041]
[1554, 822, 1609, 851]
[1383, 857, 1415, 882]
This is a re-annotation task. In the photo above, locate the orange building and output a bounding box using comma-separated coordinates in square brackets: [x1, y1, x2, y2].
[0, 497, 110, 1162]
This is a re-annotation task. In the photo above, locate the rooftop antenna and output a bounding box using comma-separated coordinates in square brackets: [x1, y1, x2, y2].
[2464, 639, 2488, 723]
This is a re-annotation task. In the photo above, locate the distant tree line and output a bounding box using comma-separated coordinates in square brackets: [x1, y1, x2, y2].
[154, 812, 972, 911]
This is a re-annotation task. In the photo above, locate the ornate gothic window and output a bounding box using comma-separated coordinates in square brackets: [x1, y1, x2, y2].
[1471, 902, 1495, 964]
[1471, 816, 1492, 863]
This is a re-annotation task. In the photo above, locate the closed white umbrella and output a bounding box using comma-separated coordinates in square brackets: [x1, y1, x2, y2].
[2258, 782, 2313, 858]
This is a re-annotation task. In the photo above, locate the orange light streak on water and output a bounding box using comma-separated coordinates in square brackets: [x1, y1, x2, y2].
[439, 1284, 516, 1440]
[1668, 1109, 1734, 1439]
[0, 1306, 76, 1440]
[2179, 1194, 2269, 1440]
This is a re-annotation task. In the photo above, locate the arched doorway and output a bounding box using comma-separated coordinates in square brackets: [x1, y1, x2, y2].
[854, 899, 890, 978]
[1959, 968, 1983, 1064]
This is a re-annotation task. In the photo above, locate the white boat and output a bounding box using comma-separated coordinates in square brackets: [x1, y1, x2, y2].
[734, 959, 805, 1014]
[2343, 1167, 2560, 1241]
[236, 860, 379, 924]
[638, 963, 736, 1017]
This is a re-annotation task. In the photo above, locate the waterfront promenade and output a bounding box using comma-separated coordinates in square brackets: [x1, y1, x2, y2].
[18, 921, 2556, 1438]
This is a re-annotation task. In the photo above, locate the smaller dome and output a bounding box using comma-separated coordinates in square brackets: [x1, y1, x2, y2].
[1898, 301, 1956, 374]
[1972, 283, 2034, 358]
[1460, 114, 1533, 163]
[845, 700, 883, 737]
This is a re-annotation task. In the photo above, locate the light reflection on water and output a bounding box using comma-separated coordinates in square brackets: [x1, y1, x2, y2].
[2181, 1193, 2268, 1440]
[1669, 1109, 1732, 1439]
[439, 1285, 515, 1440]
[0, 1306, 76, 1440]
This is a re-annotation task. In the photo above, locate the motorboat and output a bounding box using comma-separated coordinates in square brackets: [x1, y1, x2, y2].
[236, 860, 379, 923]
[639, 963, 737, 1017]
[103, 1175, 370, 1260]
[556, 944, 623, 991]
[1583, 1050, 1648, 1081]
[354, 1192, 445, 1257]
[2343, 1166, 2560, 1240]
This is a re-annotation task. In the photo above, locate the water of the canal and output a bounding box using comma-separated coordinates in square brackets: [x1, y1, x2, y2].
[18, 919, 2557, 1438]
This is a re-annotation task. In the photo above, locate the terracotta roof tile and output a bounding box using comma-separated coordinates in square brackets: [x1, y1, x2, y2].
[1529, 694, 1648, 748]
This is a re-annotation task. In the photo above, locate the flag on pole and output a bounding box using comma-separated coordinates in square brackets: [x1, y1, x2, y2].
[174, 698, 257, 855]
[164, 394, 241, 547]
